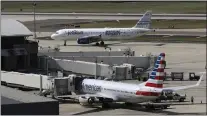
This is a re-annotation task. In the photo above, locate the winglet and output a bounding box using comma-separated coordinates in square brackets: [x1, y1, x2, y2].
[196, 73, 204, 86]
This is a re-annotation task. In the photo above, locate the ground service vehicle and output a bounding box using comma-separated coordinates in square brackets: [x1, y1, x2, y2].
[189, 72, 200, 81]
[157, 90, 186, 102]
[171, 72, 184, 81]
[163, 72, 184, 81]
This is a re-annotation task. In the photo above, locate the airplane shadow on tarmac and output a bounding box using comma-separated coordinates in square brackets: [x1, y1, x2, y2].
[70, 102, 198, 115]
[36, 37, 166, 48]
[60, 42, 122, 48]
[59, 42, 166, 48]
[71, 102, 206, 115]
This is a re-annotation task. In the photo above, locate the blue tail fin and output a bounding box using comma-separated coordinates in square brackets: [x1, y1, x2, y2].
[145, 53, 165, 88]
[133, 11, 152, 29]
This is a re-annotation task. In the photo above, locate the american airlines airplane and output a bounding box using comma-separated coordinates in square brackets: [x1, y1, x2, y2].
[63, 53, 204, 108]
[50, 11, 155, 46]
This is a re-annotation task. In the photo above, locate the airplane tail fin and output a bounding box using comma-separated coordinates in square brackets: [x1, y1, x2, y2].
[144, 53, 165, 88]
[133, 11, 152, 29]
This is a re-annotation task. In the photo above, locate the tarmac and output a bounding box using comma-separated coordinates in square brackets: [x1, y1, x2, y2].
[36, 40, 206, 115]
[2, 15, 206, 22]
[2, 12, 206, 17]
[60, 104, 206, 115]
[38, 40, 206, 72]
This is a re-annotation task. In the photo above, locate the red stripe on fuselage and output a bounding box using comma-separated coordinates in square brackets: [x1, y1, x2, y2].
[145, 83, 163, 88]
[136, 91, 161, 96]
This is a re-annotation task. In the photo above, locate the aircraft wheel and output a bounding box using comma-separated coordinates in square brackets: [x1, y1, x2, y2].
[88, 97, 95, 105]
[146, 105, 154, 110]
[164, 105, 168, 109]
[95, 42, 100, 46]
[100, 41, 105, 46]
[125, 102, 133, 106]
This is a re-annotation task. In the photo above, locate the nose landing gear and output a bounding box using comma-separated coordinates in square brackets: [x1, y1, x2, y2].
[64, 40, 67, 46]
[100, 41, 105, 46]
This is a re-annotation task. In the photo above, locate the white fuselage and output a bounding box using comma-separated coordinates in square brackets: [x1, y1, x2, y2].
[51, 28, 152, 41]
[82, 79, 162, 103]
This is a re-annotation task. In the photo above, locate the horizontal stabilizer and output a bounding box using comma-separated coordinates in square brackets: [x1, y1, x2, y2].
[163, 73, 204, 91]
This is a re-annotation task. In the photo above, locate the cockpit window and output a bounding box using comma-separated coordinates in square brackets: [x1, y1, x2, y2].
[55, 32, 59, 34]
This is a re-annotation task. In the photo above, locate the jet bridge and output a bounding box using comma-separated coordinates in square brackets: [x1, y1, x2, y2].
[53, 56, 153, 69]
[1, 71, 54, 90]
[37, 54, 157, 79]
[51, 55, 157, 79]
[38, 50, 135, 57]
[54, 58, 113, 78]
[42, 55, 156, 70]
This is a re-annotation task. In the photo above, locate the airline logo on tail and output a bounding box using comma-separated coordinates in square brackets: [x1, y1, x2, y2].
[145, 53, 165, 88]
[133, 11, 152, 29]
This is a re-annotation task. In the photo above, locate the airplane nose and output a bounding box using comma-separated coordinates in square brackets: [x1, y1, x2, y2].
[51, 34, 56, 40]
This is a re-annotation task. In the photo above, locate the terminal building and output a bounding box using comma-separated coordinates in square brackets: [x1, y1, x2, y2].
[1, 19, 59, 115]
[1, 86, 59, 115]
[1, 19, 38, 72]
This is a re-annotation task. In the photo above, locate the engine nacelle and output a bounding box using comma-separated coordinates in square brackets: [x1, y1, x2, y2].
[77, 37, 90, 44]
[77, 35, 102, 44]
[78, 96, 95, 106]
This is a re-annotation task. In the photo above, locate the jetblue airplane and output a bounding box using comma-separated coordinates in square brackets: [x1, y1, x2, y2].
[62, 53, 203, 108]
[51, 11, 155, 46]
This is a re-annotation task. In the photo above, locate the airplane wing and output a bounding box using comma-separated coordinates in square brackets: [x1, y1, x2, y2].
[162, 73, 204, 91]
[57, 92, 118, 101]
[81, 35, 101, 38]
[96, 92, 118, 101]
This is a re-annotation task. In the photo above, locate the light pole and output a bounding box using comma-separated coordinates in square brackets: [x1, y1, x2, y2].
[33, 2, 37, 41]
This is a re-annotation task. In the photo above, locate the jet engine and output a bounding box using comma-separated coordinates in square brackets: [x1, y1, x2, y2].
[77, 37, 90, 44]
[78, 96, 95, 106]
[77, 35, 102, 44]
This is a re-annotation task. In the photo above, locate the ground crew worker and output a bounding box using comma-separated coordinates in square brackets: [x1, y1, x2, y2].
[191, 96, 194, 104]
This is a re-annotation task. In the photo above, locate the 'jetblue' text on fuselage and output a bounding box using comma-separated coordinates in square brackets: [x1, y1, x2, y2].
[68, 30, 84, 35]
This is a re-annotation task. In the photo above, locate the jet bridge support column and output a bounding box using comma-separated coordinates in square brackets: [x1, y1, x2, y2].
[39, 75, 43, 94]
[95, 57, 97, 79]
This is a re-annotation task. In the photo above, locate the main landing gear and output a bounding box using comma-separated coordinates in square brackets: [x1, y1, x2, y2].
[95, 41, 105, 46]
[125, 102, 134, 106]
[102, 102, 110, 109]
[64, 40, 67, 46]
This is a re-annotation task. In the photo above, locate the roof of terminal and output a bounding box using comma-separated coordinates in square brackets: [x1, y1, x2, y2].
[1, 19, 33, 37]
[1, 86, 57, 105]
